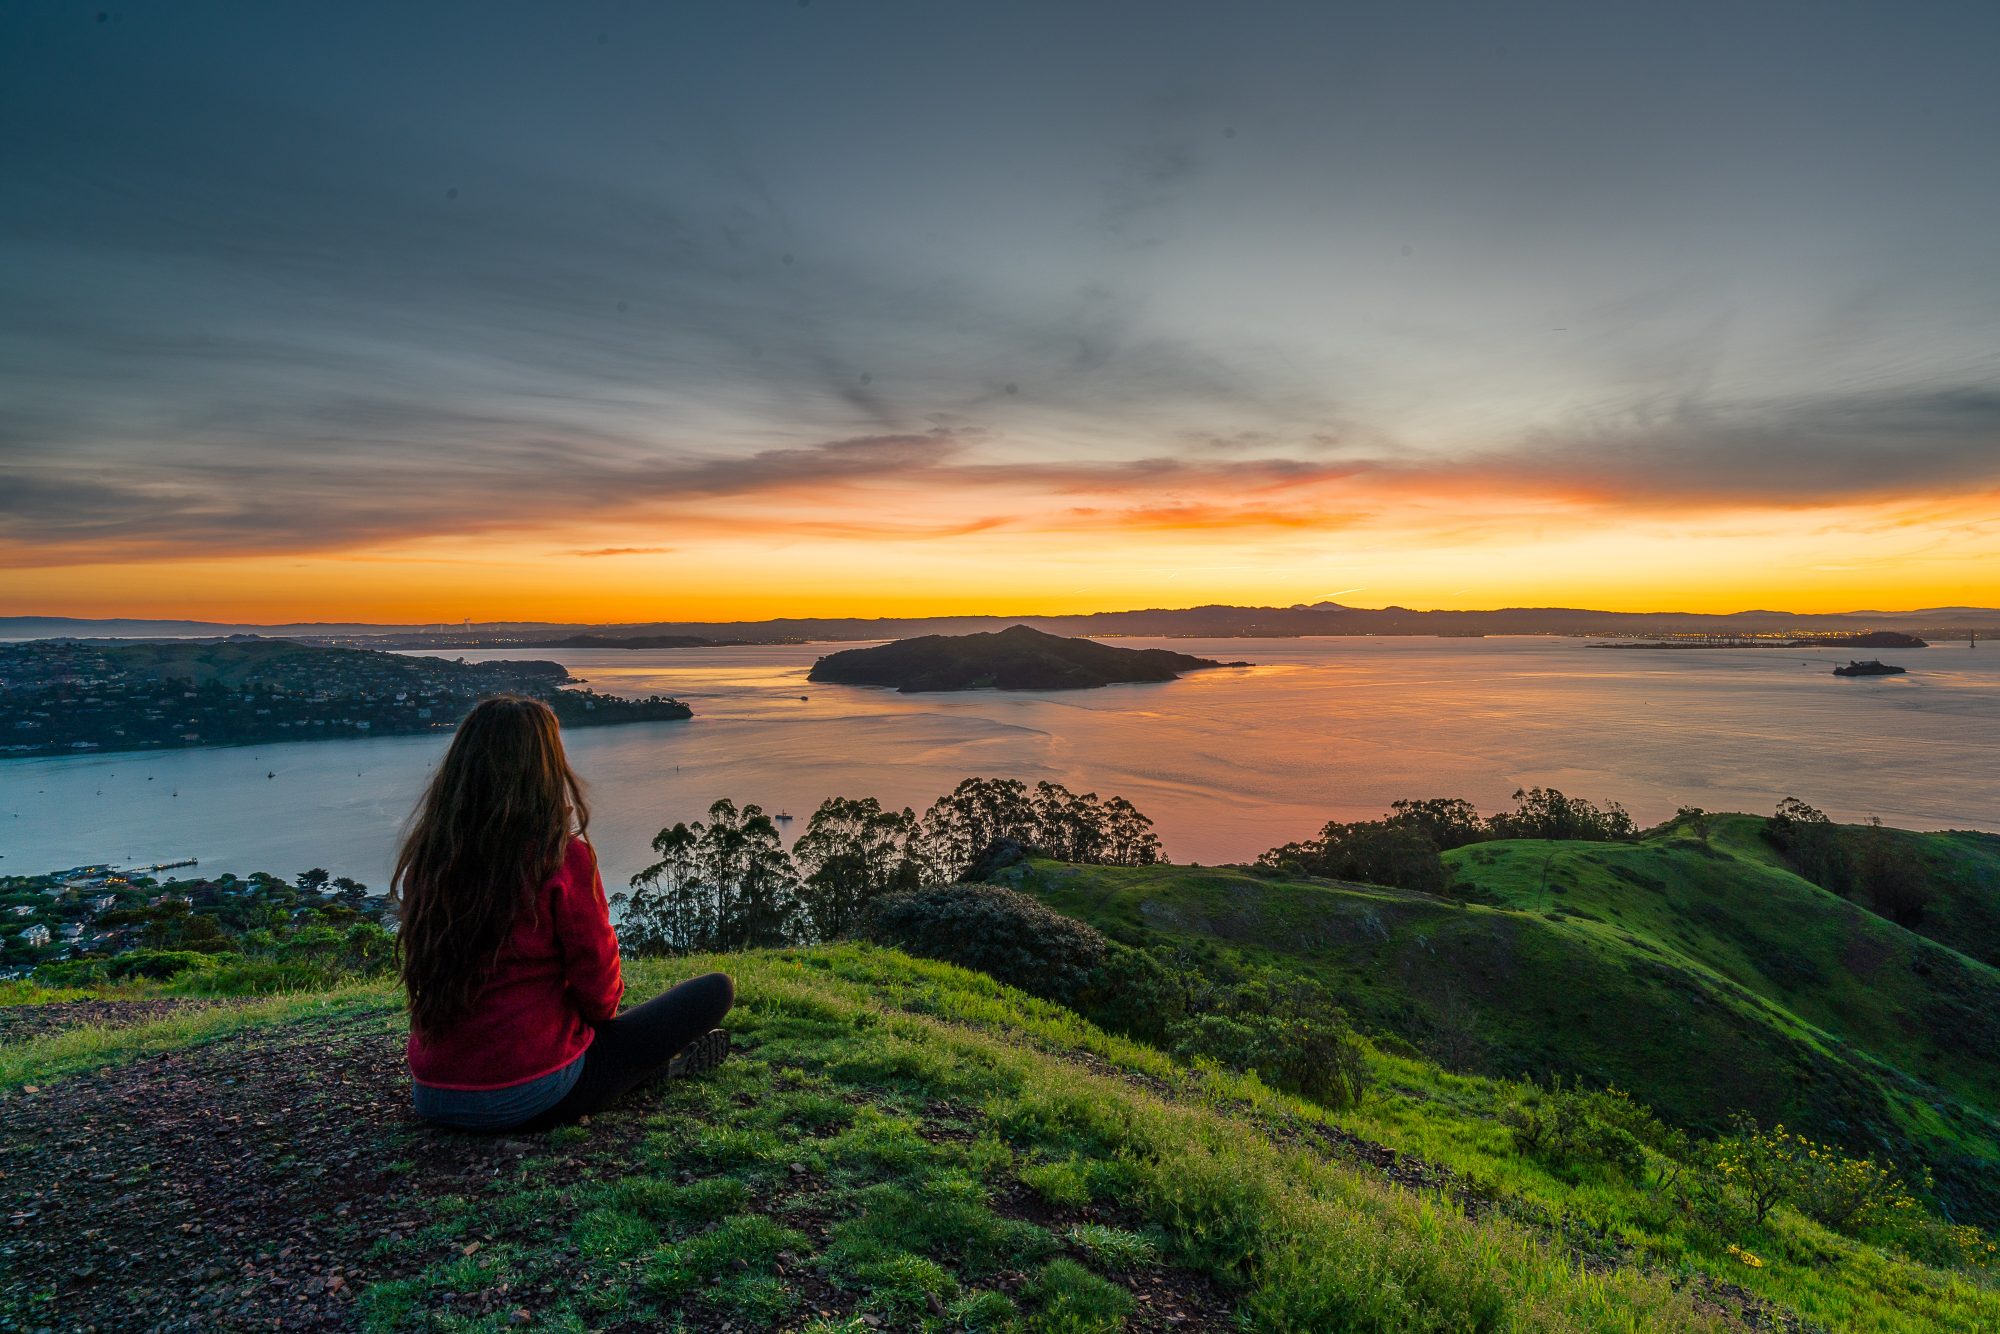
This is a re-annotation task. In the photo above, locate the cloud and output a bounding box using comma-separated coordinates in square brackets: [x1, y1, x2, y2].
[1483, 385, 2000, 507]
[14, 374, 2000, 569]
[7, 40, 2000, 579]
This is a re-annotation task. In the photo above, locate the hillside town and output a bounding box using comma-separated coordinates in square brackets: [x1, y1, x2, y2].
[0, 859, 393, 978]
[0, 637, 692, 757]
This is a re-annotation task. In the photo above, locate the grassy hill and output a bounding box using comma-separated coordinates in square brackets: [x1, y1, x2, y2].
[1714, 819, 2000, 968]
[4, 949, 1996, 1333]
[1012, 819, 2000, 1227]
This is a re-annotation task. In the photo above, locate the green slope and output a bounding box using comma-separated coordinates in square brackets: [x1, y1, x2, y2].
[8, 950, 1997, 1333]
[1714, 816, 2000, 968]
[1013, 824, 2000, 1226]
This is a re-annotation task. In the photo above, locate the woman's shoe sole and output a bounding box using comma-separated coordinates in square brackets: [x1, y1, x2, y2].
[667, 1028, 730, 1080]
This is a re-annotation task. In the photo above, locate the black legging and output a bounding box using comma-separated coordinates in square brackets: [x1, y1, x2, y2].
[517, 971, 734, 1131]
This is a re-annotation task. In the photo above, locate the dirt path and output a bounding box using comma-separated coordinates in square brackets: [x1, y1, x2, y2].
[0, 999, 257, 1045]
[0, 1009, 586, 1331]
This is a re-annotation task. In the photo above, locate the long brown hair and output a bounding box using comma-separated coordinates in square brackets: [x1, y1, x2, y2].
[394, 695, 589, 1035]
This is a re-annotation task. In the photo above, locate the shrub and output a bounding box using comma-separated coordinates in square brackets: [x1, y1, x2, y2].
[1889, 1216, 2000, 1274]
[870, 885, 1367, 1112]
[1669, 806, 1713, 843]
[1706, 1116, 1921, 1232]
[1791, 1143, 1924, 1234]
[1073, 945, 1187, 1046]
[866, 883, 1108, 1004]
[35, 949, 225, 986]
[1502, 1078, 1665, 1181]
[1169, 974, 1368, 1110]
[1257, 820, 1447, 894]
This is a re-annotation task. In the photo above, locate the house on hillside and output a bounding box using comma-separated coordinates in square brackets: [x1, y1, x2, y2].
[19, 924, 50, 947]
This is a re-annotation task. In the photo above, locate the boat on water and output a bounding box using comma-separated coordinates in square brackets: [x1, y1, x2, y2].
[1833, 660, 1906, 677]
[775, 811, 794, 822]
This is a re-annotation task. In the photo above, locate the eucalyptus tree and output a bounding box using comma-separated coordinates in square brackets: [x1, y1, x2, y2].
[793, 795, 923, 939]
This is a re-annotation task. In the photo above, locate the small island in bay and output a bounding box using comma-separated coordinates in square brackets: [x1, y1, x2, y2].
[0, 638, 692, 757]
[806, 624, 1249, 693]
[1833, 659, 1907, 677]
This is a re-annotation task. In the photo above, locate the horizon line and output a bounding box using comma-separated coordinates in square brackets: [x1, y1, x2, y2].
[4, 601, 1998, 630]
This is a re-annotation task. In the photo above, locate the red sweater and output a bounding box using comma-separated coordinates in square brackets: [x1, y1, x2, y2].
[406, 836, 625, 1090]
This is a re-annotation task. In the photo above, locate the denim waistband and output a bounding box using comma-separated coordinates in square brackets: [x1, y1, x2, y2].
[412, 1053, 585, 1130]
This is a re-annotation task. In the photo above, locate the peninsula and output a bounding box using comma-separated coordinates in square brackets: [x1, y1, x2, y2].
[1591, 630, 1930, 651]
[532, 634, 754, 650]
[806, 624, 1247, 693]
[0, 638, 691, 757]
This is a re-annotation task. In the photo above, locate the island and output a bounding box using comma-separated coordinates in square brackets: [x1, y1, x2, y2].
[806, 624, 1248, 693]
[0, 638, 692, 757]
[1832, 660, 1907, 677]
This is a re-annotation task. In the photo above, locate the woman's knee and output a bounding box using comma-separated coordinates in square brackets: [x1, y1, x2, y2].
[698, 970, 735, 1013]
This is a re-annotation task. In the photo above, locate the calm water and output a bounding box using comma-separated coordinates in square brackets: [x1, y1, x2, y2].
[2, 637, 1995, 891]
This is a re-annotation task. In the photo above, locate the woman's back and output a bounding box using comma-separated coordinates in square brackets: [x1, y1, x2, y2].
[406, 835, 623, 1091]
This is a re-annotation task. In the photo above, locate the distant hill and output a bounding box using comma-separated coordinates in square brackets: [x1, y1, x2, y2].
[1007, 815, 2000, 1225]
[806, 625, 1248, 692]
[533, 634, 750, 650]
[9, 601, 1998, 646]
[0, 639, 691, 756]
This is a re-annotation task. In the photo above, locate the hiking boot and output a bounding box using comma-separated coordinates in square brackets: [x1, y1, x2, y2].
[667, 1028, 730, 1080]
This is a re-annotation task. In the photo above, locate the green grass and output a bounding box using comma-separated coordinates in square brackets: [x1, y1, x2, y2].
[1016, 819, 2000, 1226]
[0, 982, 400, 1087]
[356, 948, 1993, 1332]
[9, 942, 1996, 1331]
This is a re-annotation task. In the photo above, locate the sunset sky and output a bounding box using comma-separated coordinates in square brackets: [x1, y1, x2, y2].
[4, 2, 1998, 623]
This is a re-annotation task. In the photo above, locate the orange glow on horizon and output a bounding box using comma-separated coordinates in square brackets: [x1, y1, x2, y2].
[8, 480, 1998, 626]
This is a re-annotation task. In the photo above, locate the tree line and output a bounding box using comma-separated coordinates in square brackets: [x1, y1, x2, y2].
[1761, 797, 1935, 927]
[1256, 787, 1640, 893]
[611, 777, 1162, 955]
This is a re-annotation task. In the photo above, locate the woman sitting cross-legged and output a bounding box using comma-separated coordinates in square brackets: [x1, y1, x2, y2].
[395, 695, 733, 1132]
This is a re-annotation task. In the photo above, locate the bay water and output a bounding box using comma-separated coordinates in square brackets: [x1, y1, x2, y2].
[2, 637, 1994, 892]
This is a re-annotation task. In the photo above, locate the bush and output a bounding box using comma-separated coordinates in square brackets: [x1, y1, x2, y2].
[1888, 1216, 2000, 1274]
[1073, 945, 1187, 1047]
[866, 883, 1108, 1004]
[1706, 1116, 1923, 1232]
[35, 949, 226, 986]
[1502, 1078, 1665, 1181]
[870, 887, 1367, 1112]
[1257, 820, 1447, 894]
[1169, 974, 1368, 1110]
